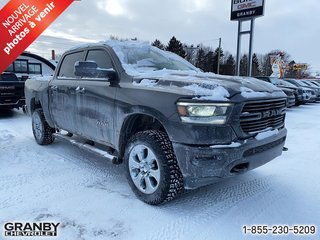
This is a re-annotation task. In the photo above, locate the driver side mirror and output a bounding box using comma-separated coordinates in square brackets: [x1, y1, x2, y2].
[74, 61, 118, 82]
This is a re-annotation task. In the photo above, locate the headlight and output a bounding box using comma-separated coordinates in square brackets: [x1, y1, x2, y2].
[177, 102, 232, 124]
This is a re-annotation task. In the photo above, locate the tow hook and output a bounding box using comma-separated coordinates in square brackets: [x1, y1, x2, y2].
[282, 147, 288, 152]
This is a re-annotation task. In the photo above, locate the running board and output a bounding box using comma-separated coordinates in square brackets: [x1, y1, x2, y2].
[53, 133, 117, 163]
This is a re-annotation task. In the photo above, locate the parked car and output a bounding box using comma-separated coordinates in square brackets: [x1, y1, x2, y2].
[0, 72, 25, 110]
[255, 76, 296, 107]
[281, 88, 296, 107]
[25, 41, 288, 205]
[285, 79, 317, 103]
[277, 79, 306, 105]
[301, 80, 320, 101]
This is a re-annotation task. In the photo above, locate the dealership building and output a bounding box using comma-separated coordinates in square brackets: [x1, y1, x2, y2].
[5, 51, 56, 78]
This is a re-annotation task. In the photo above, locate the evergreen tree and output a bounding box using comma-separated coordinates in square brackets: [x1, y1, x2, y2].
[152, 39, 165, 50]
[195, 48, 206, 71]
[204, 51, 215, 72]
[224, 54, 235, 76]
[212, 47, 224, 73]
[252, 53, 262, 76]
[260, 53, 272, 76]
[240, 54, 248, 76]
[166, 36, 186, 58]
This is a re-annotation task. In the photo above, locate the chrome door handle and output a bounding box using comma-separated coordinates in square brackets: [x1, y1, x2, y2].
[75, 86, 85, 94]
[51, 85, 58, 91]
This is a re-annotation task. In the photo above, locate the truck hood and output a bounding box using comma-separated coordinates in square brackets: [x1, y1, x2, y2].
[133, 70, 282, 101]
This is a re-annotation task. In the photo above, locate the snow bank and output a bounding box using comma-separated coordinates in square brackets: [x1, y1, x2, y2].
[0, 129, 14, 142]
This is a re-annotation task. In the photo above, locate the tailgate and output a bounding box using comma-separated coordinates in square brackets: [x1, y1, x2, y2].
[0, 81, 25, 105]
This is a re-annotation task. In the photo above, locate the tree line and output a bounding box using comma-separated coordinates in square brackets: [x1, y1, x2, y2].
[152, 36, 310, 78]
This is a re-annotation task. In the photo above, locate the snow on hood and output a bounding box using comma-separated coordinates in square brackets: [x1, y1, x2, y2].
[132, 79, 158, 87]
[183, 84, 230, 101]
[132, 69, 282, 100]
[240, 87, 270, 98]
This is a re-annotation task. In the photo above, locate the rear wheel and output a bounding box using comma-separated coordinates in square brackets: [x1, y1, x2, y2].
[32, 109, 55, 145]
[124, 130, 184, 205]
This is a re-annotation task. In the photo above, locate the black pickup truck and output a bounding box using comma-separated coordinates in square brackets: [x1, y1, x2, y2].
[25, 41, 287, 204]
[0, 72, 25, 110]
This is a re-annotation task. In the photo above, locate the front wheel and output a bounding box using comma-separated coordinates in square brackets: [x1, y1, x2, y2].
[124, 130, 184, 205]
[32, 109, 55, 145]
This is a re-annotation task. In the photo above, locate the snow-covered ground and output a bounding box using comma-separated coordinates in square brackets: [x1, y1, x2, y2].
[0, 105, 320, 240]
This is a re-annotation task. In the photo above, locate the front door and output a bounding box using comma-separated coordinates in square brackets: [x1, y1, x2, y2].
[74, 49, 117, 146]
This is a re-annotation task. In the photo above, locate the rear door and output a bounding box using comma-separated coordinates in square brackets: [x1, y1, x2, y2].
[74, 49, 117, 146]
[49, 51, 85, 133]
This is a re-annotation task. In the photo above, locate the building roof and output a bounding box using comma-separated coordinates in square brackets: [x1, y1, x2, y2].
[21, 52, 56, 70]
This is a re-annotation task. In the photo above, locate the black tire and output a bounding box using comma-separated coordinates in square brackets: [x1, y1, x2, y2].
[124, 130, 184, 205]
[32, 109, 55, 145]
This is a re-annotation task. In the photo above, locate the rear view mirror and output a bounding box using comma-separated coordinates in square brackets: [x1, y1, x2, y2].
[74, 61, 118, 82]
[74, 61, 98, 78]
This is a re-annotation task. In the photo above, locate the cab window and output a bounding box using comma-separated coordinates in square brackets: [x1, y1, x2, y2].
[86, 50, 114, 70]
[58, 51, 85, 78]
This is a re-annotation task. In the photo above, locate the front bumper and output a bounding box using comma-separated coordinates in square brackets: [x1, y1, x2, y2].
[0, 99, 25, 109]
[173, 128, 287, 189]
[296, 94, 303, 104]
[287, 96, 295, 107]
[310, 95, 317, 102]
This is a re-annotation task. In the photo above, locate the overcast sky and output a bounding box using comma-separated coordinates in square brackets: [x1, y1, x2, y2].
[1, 0, 320, 72]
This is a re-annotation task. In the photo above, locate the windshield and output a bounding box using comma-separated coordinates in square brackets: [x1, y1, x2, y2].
[303, 81, 318, 87]
[278, 80, 297, 88]
[295, 80, 308, 87]
[111, 43, 199, 75]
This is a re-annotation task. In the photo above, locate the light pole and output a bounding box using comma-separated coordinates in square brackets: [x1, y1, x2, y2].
[217, 37, 222, 74]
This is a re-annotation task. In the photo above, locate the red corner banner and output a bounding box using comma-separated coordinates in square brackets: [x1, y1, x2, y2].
[0, 0, 74, 73]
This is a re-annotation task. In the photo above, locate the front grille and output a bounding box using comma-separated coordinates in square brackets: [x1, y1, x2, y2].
[240, 99, 286, 133]
[287, 91, 294, 96]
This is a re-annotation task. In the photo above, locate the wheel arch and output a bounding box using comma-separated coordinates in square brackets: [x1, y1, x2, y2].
[29, 97, 42, 114]
[28, 96, 55, 128]
[118, 113, 169, 161]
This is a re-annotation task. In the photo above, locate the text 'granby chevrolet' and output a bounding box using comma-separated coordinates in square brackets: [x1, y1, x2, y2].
[3, 222, 60, 237]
